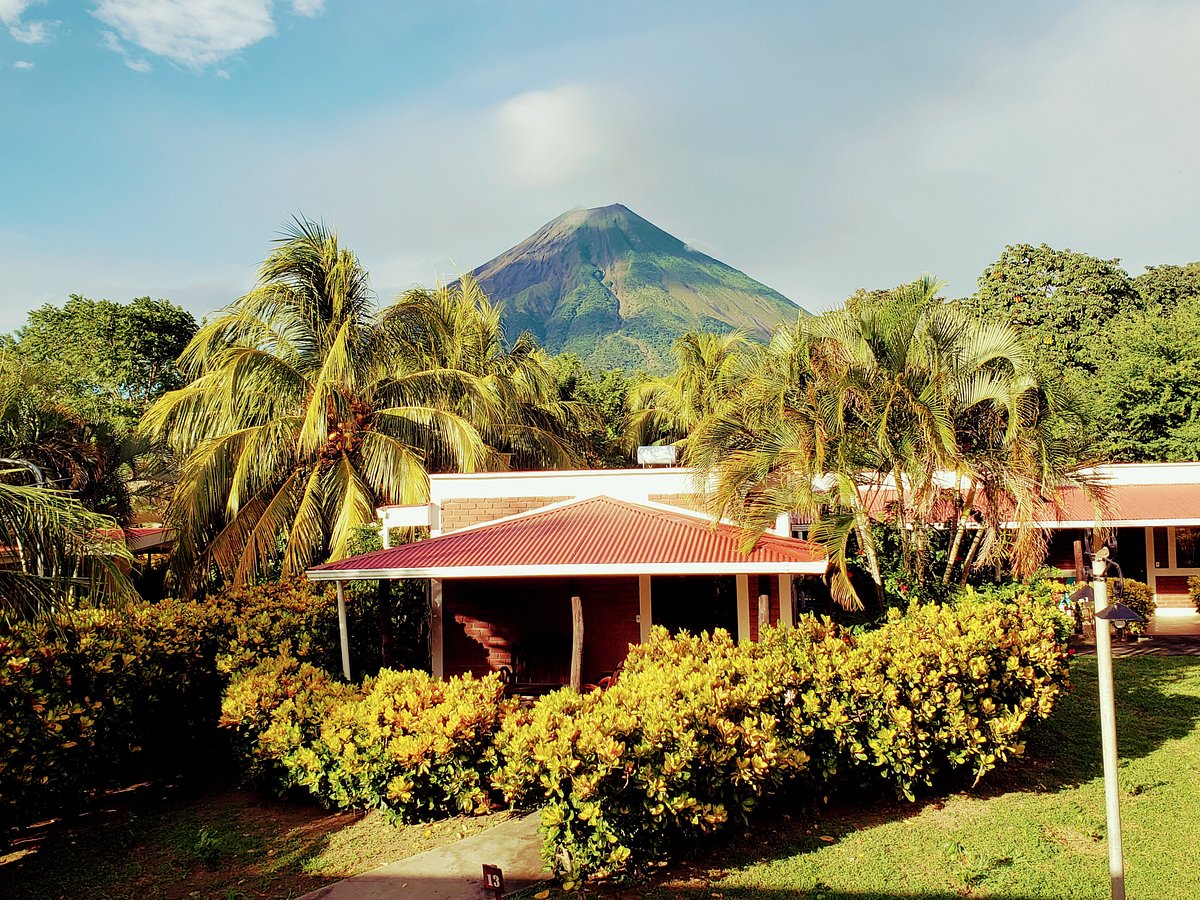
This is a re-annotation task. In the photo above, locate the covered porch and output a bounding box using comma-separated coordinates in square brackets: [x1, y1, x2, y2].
[307, 495, 829, 688]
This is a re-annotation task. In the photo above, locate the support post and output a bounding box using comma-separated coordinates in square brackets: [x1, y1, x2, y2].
[335, 580, 351, 681]
[430, 579, 444, 679]
[1093, 556, 1127, 900]
[735, 575, 751, 643]
[569, 595, 584, 692]
[757, 593, 770, 639]
[778, 574, 794, 629]
[638, 574, 652, 642]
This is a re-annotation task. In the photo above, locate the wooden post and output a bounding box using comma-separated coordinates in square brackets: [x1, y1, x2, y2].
[638, 574, 652, 642]
[430, 579, 444, 679]
[758, 593, 770, 638]
[1074, 539, 1085, 584]
[336, 580, 351, 681]
[570, 595, 584, 692]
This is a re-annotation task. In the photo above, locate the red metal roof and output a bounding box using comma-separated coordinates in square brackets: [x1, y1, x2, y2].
[815, 481, 1200, 528]
[309, 495, 827, 580]
[1038, 483, 1200, 526]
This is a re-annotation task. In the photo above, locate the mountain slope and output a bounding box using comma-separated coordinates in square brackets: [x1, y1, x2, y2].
[469, 204, 806, 372]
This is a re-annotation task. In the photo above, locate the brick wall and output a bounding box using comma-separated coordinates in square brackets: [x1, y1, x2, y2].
[439, 496, 569, 533]
[442, 576, 640, 682]
[648, 493, 708, 513]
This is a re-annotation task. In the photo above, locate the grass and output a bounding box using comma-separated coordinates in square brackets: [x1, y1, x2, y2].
[523, 656, 1200, 899]
[2, 781, 507, 899]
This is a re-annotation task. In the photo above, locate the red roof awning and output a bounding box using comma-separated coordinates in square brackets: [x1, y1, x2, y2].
[308, 495, 828, 581]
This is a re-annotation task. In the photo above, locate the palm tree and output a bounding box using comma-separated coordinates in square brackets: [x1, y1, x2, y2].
[143, 220, 578, 592]
[691, 277, 1101, 609]
[625, 330, 756, 453]
[0, 475, 134, 624]
[394, 278, 582, 471]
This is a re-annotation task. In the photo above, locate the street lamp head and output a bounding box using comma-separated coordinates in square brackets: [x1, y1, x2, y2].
[1094, 602, 1145, 629]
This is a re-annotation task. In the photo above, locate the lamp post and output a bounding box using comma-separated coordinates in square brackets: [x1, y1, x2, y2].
[1088, 547, 1145, 900]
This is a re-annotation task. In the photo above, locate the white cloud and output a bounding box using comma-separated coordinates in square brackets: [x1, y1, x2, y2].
[290, 0, 324, 17]
[101, 28, 151, 72]
[491, 85, 609, 188]
[0, 0, 53, 44]
[12, 58, 32, 68]
[92, 0, 326, 71]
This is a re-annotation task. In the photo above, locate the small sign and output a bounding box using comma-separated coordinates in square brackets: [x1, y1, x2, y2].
[482, 864, 505, 897]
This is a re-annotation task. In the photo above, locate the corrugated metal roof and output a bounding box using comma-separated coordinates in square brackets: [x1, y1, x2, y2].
[796, 482, 1200, 528]
[309, 495, 827, 580]
[1043, 483, 1200, 526]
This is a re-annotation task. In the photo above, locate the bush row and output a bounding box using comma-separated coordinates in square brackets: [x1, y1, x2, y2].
[491, 592, 1068, 880]
[220, 591, 1069, 882]
[0, 581, 338, 833]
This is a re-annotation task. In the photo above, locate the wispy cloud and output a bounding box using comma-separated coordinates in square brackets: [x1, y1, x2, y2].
[12, 58, 32, 68]
[0, 0, 54, 44]
[93, 0, 324, 72]
[101, 28, 151, 72]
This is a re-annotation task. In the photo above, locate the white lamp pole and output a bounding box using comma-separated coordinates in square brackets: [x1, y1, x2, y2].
[1092, 550, 1127, 900]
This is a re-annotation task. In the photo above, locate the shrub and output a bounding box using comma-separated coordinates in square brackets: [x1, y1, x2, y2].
[499, 593, 1069, 883]
[1112, 579, 1155, 638]
[220, 665, 510, 823]
[0, 601, 222, 832]
[779, 594, 1070, 801]
[492, 628, 816, 881]
[0, 580, 351, 833]
[218, 654, 353, 794]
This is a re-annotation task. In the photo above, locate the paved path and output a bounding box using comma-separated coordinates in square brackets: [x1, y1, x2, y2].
[300, 812, 548, 900]
[1075, 634, 1200, 657]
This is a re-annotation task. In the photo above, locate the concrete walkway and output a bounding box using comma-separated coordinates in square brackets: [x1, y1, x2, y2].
[300, 812, 548, 900]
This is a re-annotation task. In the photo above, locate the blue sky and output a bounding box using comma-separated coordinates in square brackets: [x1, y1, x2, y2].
[3, 1, 1199, 333]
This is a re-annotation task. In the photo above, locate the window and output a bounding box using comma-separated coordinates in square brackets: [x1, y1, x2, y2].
[1175, 526, 1200, 569]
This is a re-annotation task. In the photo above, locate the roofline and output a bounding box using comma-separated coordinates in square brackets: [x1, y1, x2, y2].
[1020, 518, 1200, 529]
[307, 560, 829, 581]
[425, 466, 696, 482]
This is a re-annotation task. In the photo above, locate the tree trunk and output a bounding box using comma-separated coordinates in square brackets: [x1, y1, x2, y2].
[569, 595, 584, 692]
[959, 527, 985, 586]
[942, 485, 977, 585]
[377, 579, 395, 669]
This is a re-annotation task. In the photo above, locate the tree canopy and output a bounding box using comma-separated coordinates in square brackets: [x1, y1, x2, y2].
[9, 295, 197, 431]
[142, 220, 579, 590]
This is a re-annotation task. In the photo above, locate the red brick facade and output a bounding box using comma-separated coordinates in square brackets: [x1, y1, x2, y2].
[442, 576, 640, 683]
[439, 496, 569, 533]
[749, 575, 783, 642]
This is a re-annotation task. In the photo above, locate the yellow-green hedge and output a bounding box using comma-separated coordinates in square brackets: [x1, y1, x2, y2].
[492, 592, 1069, 882]
[220, 665, 511, 823]
[0, 581, 340, 833]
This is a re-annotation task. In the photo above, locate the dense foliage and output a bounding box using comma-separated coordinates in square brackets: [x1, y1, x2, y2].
[492, 592, 1068, 881]
[222, 664, 509, 823]
[1112, 578, 1155, 638]
[0, 581, 343, 832]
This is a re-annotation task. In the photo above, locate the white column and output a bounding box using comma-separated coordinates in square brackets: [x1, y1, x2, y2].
[638, 574, 652, 642]
[778, 574, 794, 628]
[1144, 527, 1157, 604]
[430, 578, 444, 679]
[1093, 557, 1127, 900]
[735, 575, 751, 643]
[335, 580, 351, 681]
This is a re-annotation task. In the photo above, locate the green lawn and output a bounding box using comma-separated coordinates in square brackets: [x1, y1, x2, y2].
[529, 656, 1200, 899]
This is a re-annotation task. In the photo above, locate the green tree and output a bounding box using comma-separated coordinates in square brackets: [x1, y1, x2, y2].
[9, 295, 197, 430]
[553, 354, 633, 467]
[1085, 295, 1200, 461]
[624, 330, 758, 453]
[1132, 262, 1200, 313]
[0, 473, 134, 625]
[691, 277, 1098, 609]
[142, 220, 576, 592]
[963, 243, 1142, 377]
